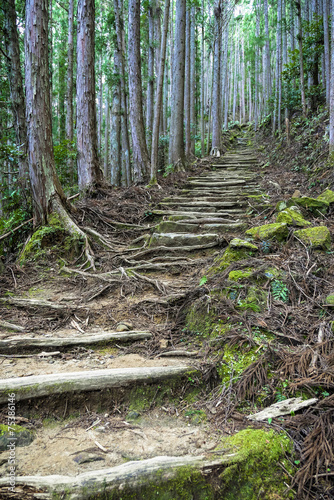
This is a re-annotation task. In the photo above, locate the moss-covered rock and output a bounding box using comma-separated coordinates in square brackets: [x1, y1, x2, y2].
[217, 428, 294, 500]
[276, 208, 311, 227]
[294, 226, 331, 250]
[245, 223, 288, 242]
[325, 294, 334, 306]
[289, 196, 329, 214]
[275, 200, 287, 212]
[229, 238, 258, 250]
[317, 189, 334, 204]
[208, 246, 256, 275]
[0, 424, 35, 451]
[228, 268, 254, 281]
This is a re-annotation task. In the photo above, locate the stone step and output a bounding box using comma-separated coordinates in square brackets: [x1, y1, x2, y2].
[162, 196, 244, 203]
[152, 210, 241, 218]
[155, 220, 246, 234]
[149, 232, 219, 247]
[188, 180, 246, 187]
[159, 201, 245, 208]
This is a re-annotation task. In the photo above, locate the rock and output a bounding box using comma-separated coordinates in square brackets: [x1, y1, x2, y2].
[317, 189, 334, 204]
[116, 320, 133, 332]
[292, 189, 301, 198]
[289, 196, 329, 214]
[325, 294, 334, 306]
[73, 452, 105, 465]
[126, 411, 141, 421]
[229, 238, 258, 250]
[160, 339, 169, 349]
[294, 226, 331, 250]
[208, 245, 257, 274]
[155, 221, 199, 234]
[245, 223, 288, 242]
[0, 424, 35, 452]
[276, 208, 311, 227]
[228, 268, 254, 281]
[149, 232, 218, 248]
[275, 200, 287, 212]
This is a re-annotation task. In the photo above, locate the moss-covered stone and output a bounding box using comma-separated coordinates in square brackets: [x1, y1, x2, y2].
[245, 223, 288, 242]
[294, 226, 331, 250]
[276, 208, 311, 227]
[289, 196, 329, 214]
[325, 294, 334, 306]
[229, 238, 258, 250]
[208, 246, 257, 275]
[317, 189, 334, 204]
[0, 424, 35, 451]
[228, 268, 254, 281]
[155, 221, 198, 234]
[275, 200, 287, 212]
[216, 428, 294, 500]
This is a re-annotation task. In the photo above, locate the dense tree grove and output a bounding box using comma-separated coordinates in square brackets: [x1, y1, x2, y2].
[0, 0, 333, 215]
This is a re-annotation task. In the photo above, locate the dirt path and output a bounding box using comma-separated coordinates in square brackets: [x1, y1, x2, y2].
[0, 138, 262, 499]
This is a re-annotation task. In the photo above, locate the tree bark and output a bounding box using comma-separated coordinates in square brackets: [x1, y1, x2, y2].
[103, 93, 110, 179]
[25, 0, 66, 224]
[295, 0, 307, 116]
[200, 0, 205, 153]
[323, 0, 330, 104]
[3, 0, 29, 187]
[168, 0, 186, 167]
[151, 0, 171, 181]
[185, 8, 191, 157]
[263, 0, 271, 113]
[65, 0, 75, 180]
[110, 49, 122, 186]
[128, 0, 150, 183]
[211, 0, 222, 154]
[190, 6, 196, 155]
[146, 4, 155, 154]
[330, 0, 334, 152]
[76, 0, 102, 190]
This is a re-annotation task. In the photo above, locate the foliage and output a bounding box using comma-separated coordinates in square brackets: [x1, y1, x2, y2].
[271, 280, 289, 303]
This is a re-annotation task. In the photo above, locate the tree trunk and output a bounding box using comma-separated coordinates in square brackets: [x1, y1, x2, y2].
[3, 0, 29, 186]
[254, 0, 260, 130]
[323, 0, 330, 104]
[168, 0, 186, 167]
[146, 4, 155, 154]
[190, 6, 196, 155]
[114, 0, 131, 186]
[110, 49, 122, 186]
[76, 0, 102, 190]
[200, 0, 205, 154]
[103, 93, 110, 179]
[185, 8, 191, 157]
[151, 0, 171, 182]
[295, 0, 307, 116]
[65, 0, 75, 180]
[329, 0, 334, 152]
[211, 0, 222, 154]
[128, 0, 150, 183]
[263, 0, 271, 112]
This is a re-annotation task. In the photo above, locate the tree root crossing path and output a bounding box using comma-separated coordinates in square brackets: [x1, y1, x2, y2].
[0, 138, 262, 499]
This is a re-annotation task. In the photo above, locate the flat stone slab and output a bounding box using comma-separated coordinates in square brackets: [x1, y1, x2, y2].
[159, 201, 243, 208]
[294, 226, 331, 249]
[152, 210, 238, 218]
[149, 232, 219, 247]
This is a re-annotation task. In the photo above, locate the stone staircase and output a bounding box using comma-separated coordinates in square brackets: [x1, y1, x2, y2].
[0, 139, 263, 499]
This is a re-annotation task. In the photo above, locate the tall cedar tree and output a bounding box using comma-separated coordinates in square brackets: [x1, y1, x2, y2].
[76, 0, 103, 190]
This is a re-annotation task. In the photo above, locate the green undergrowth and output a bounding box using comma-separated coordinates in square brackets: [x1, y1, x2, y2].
[19, 213, 82, 264]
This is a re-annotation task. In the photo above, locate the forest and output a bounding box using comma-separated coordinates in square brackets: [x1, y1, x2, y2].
[0, 0, 334, 498]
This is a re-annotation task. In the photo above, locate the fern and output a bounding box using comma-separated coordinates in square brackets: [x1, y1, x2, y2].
[271, 280, 289, 303]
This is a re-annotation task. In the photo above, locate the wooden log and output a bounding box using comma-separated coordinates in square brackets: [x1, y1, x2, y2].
[0, 331, 152, 352]
[247, 397, 318, 421]
[0, 366, 194, 403]
[0, 455, 234, 499]
[0, 297, 84, 312]
[0, 320, 25, 332]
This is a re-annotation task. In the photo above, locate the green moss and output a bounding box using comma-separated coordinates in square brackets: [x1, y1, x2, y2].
[216, 428, 294, 500]
[228, 268, 254, 281]
[275, 200, 288, 212]
[317, 189, 334, 204]
[245, 223, 288, 242]
[325, 294, 334, 306]
[276, 208, 311, 227]
[208, 246, 256, 275]
[229, 238, 258, 250]
[289, 196, 329, 214]
[219, 346, 261, 384]
[294, 226, 331, 250]
[19, 213, 82, 264]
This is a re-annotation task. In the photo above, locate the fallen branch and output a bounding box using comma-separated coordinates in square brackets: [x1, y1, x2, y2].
[0, 365, 195, 403]
[0, 455, 232, 499]
[247, 397, 318, 421]
[0, 297, 84, 312]
[0, 320, 25, 332]
[0, 330, 152, 352]
[157, 351, 199, 358]
[0, 218, 33, 242]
